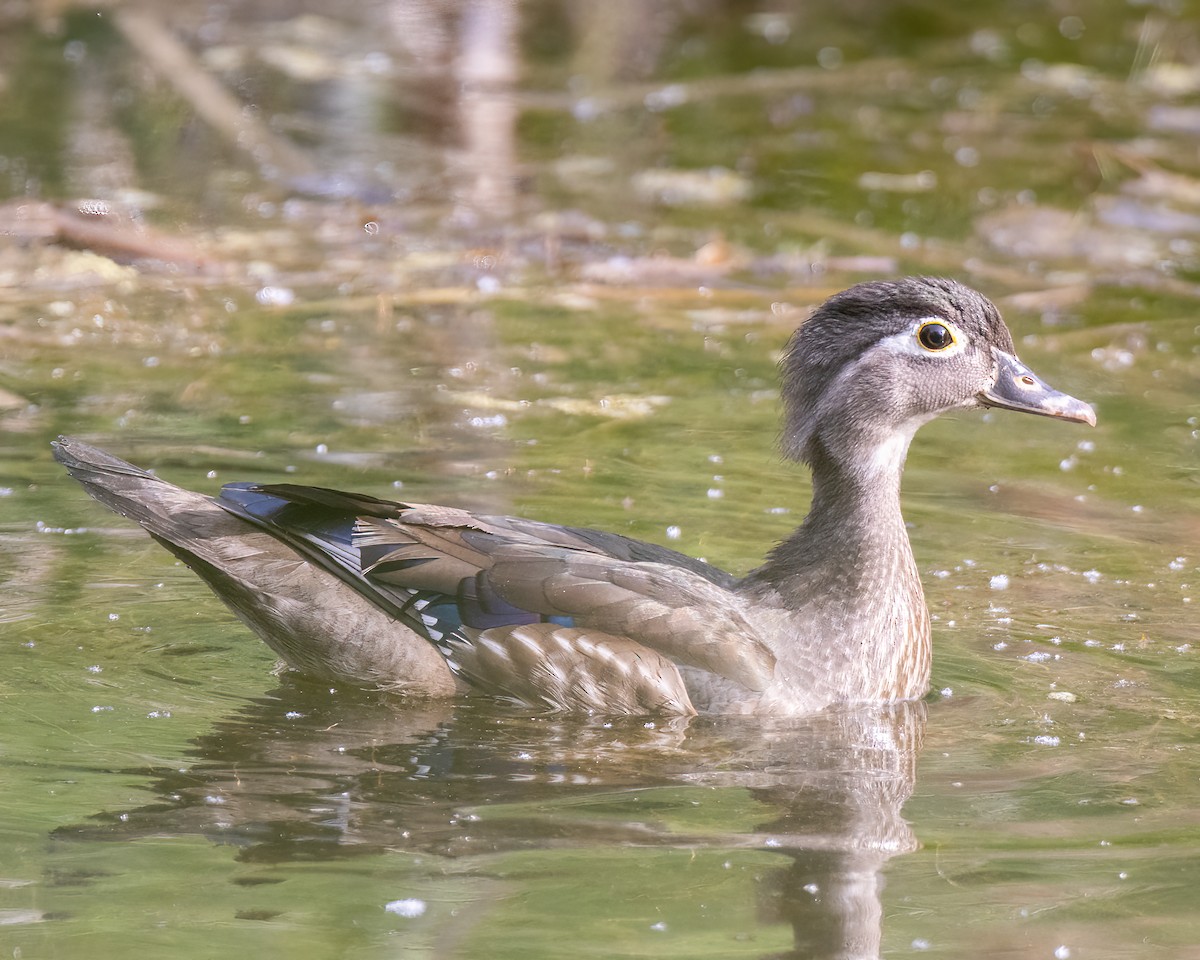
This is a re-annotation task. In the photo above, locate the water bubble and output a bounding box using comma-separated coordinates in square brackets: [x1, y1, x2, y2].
[955, 146, 980, 167]
[78, 198, 109, 216]
[1059, 15, 1084, 39]
[817, 46, 843, 69]
[572, 97, 603, 123]
[747, 13, 791, 44]
[384, 899, 426, 918]
[644, 85, 688, 111]
[363, 51, 393, 75]
[255, 286, 295, 307]
[989, 574, 1010, 590]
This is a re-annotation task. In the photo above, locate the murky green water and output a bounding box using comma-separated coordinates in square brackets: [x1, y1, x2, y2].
[1, 2, 1198, 957]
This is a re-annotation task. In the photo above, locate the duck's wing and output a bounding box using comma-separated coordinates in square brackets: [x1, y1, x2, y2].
[51, 437, 458, 694]
[219, 484, 776, 694]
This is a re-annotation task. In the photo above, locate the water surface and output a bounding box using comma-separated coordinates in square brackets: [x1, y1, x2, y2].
[1, 2, 1198, 957]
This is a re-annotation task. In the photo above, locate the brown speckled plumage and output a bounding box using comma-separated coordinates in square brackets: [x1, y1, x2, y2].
[54, 278, 1095, 715]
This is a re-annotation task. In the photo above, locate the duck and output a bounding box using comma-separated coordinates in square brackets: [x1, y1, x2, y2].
[54, 277, 1095, 716]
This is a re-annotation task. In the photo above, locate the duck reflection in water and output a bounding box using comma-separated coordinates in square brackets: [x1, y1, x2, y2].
[54, 688, 924, 958]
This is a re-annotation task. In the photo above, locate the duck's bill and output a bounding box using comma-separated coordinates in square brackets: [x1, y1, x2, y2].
[978, 352, 1096, 426]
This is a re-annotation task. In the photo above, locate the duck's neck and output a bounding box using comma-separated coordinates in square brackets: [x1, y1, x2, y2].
[740, 435, 931, 703]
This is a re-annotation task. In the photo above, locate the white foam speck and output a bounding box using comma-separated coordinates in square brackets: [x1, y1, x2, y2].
[255, 285, 295, 307]
[385, 899, 427, 918]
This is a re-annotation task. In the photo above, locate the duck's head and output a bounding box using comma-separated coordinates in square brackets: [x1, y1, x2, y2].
[781, 277, 1095, 472]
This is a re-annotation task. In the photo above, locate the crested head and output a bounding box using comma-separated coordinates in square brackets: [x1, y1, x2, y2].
[779, 277, 1092, 473]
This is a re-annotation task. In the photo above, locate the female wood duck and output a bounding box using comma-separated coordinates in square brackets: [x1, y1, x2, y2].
[55, 277, 1095, 715]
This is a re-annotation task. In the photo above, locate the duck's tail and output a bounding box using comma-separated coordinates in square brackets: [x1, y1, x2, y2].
[53, 436, 222, 542]
[52, 436, 458, 694]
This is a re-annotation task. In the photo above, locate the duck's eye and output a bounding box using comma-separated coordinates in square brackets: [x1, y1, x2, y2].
[917, 321, 954, 351]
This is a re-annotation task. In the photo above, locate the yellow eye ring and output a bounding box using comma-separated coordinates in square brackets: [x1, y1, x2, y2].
[917, 320, 955, 352]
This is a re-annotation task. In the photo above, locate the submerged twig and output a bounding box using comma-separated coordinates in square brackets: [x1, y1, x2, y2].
[0, 200, 213, 269]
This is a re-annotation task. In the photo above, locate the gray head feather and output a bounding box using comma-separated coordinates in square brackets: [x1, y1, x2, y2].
[780, 277, 1012, 465]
